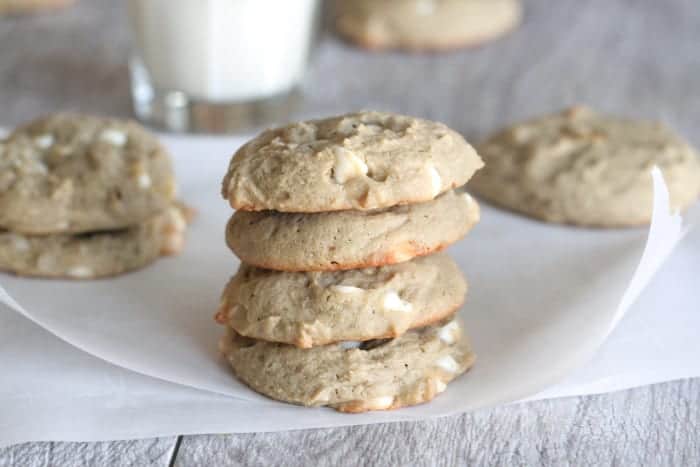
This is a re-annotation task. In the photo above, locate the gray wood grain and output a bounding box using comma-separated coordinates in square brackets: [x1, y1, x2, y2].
[0, 0, 698, 465]
[175, 380, 700, 467]
[0, 438, 178, 467]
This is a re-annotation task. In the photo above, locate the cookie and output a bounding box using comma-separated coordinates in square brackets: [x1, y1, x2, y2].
[216, 253, 467, 348]
[0, 114, 176, 234]
[221, 111, 483, 213]
[334, 0, 522, 52]
[470, 107, 700, 227]
[0, 0, 74, 15]
[0, 205, 188, 279]
[220, 319, 475, 412]
[226, 188, 480, 271]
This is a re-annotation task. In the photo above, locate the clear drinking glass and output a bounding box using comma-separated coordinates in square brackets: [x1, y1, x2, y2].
[127, 0, 320, 133]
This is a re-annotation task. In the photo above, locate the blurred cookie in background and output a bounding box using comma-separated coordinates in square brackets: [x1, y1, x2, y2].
[334, 0, 522, 52]
[0, 113, 191, 279]
[469, 106, 700, 228]
[0, 0, 75, 15]
[0, 113, 176, 235]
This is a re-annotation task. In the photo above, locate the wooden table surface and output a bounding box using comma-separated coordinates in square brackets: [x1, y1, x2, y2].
[1, 0, 699, 465]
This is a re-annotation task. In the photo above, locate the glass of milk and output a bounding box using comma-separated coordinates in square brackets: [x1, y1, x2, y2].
[127, 0, 320, 133]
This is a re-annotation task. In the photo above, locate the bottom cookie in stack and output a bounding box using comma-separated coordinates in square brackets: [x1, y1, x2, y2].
[220, 319, 475, 413]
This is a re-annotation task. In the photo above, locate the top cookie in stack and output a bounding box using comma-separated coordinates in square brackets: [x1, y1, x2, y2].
[0, 113, 189, 279]
[218, 111, 483, 412]
[222, 111, 483, 213]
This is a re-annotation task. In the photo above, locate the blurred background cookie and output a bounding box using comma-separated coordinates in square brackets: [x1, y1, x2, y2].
[0, 205, 187, 279]
[469, 106, 700, 227]
[0, 113, 190, 279]
[0, 113, 176, 235]
[334, 0, 522, 51]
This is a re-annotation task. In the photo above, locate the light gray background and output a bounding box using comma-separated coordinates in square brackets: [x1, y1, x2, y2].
[1, 0, 699, 465]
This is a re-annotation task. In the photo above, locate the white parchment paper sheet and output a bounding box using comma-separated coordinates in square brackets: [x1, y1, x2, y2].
[1, 135, 697, 446]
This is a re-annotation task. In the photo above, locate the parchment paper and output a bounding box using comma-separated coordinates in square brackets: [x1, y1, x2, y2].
[1, 134, 697, 446]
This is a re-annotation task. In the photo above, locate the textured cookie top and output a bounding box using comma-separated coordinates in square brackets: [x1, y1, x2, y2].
[0, 204, 188, 279]
[470, 106, 700, 227]
[335, 0, 522, 51]
[226, 188, 480, 271]
[221, 319, 475, 413]
[0, 114, 176, 234]
[217, 253, 467, 348]
[222, 111, 483, 212]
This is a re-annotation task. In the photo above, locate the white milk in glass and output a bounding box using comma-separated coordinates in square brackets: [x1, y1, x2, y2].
[127, 0, 319, 131]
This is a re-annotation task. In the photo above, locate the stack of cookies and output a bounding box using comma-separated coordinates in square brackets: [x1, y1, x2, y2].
[217, 111, 484, 412]
[0, 114, 189, 279]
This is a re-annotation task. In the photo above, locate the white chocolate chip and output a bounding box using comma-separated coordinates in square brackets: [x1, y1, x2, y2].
[137, 172, 152, 189]
[330, 285, 364, 294]
[34, 134, 54, 149]
[7, 234, 29, 252]
[100, 129, 128, 146]
[434, 379, 447, 394]
[339, 341, 362, 350]
[160, 208, 187, 255]
[67, 266, 93, 279]
[383, 291, 413, 313]
[167, 207, 187, 231]
[436, 355, 459, 374]
[428, 164, 442, 197]
[438, 321, 461, 344]
[365, 396, 394, 410]
[461, 192, 475, 207]
[333, 147, 368, 184]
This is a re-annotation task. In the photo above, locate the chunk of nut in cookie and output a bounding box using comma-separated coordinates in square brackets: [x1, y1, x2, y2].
[333, 147, 368, 184]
